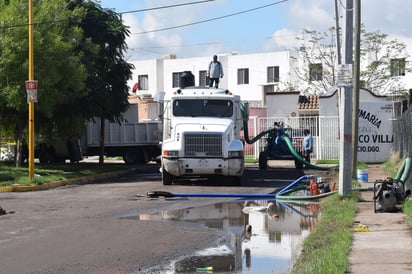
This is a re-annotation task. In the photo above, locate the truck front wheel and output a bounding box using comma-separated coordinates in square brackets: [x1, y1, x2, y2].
[162, 168, 174, 185]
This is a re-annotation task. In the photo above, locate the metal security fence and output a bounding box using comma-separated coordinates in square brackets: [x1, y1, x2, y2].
[244, 116, 340, 161]
[392, 108, 412, 159]
[392, 107, 412, 190]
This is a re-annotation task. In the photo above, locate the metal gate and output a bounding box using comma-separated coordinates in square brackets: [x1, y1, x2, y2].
[244, 116, 340, 161]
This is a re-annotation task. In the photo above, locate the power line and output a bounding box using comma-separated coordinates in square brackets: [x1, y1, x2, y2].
[132, 0, 289, 35]
[0, 0, 215, 31]
[130, 41, 221, 50]
[119, 0, 215, 15]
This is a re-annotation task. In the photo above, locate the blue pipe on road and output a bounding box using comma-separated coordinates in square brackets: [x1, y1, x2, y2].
[147, 175, 312, 198]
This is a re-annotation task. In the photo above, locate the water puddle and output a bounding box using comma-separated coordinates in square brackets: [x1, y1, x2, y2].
[138, 199, 319, 273]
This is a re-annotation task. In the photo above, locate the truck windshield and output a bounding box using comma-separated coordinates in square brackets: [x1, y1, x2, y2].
[173, 99, 233, 117]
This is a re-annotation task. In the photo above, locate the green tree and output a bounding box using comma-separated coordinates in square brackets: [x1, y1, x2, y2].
[67, 0, 134, 164]
[0, 0, 133, 165]
[0, 0, 87, 165]
[291, 27, 411, 95]
[360, 29, 410, 94]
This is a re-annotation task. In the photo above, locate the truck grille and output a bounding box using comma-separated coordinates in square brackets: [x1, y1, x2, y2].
[184, 134, 222, 157]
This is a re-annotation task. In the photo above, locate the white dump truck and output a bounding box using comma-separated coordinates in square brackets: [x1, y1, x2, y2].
[84, 103, 162, 164]
[35, 102, 162, 164]
[160, 82, 245, 185]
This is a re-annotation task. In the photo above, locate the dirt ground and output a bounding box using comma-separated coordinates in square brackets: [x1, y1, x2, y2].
[348, 164, 412, 273]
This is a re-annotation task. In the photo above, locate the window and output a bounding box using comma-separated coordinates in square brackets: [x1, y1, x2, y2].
[263, 85, 275, 93]
[199, 70, 209, 86]
[172, 72, 180, 88]
[173, 99, 233, 117]
[267, 66, 279, 83]
[237, 68, 249, 85]
[390, 58, 406, 76]
[138, 75, 148, 90]
[309, 63, 323, 81]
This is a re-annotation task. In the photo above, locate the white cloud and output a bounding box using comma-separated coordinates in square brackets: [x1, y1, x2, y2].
[116, 0, 412, 60]
[263, 28, 298, 51]
[287, 0, 335, 30]
[122, 0, 213, 59]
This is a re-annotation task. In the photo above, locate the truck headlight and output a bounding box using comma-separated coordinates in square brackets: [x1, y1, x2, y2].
[229, 151, 244, 158]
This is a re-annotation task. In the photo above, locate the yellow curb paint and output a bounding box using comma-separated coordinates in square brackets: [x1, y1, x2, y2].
[14, 185, 40, 192]
[0, 168, 135, 192]
[0, 186, 14, 192]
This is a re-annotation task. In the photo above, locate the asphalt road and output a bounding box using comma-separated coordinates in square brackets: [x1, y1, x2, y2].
[0, 161, 329, 274]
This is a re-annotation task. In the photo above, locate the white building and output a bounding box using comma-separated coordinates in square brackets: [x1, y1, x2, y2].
[129, 50, 411, 163]
[129, 50, 412, 108]
[129, 51, 299, 107]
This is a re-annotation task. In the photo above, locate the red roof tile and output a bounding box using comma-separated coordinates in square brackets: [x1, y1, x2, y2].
[298, 95, 319, 110]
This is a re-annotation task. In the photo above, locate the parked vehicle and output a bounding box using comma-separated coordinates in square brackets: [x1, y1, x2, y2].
[35, 104, 162, 164]
[0, 147, 14, 161]
[258, 122, 304, 169]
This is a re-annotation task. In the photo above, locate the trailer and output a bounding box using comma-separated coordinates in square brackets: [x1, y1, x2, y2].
[36, 103, 162, 164]
[84, 104, 162, 164]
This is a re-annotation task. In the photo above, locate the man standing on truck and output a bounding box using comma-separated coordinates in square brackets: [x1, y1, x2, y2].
[208, 55, 224, 88]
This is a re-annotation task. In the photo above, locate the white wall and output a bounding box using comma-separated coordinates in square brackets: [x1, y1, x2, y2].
[163, 56, 212, 88]
[225, 51, 292, 102]
[128, 51, 295, 103]
[265, 92, 301, 117]
[129, 59, 164, 96]
[128, 50, 412, 104]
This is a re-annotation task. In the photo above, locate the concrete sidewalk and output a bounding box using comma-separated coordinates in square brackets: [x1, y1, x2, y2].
[348, 165, 412, 273]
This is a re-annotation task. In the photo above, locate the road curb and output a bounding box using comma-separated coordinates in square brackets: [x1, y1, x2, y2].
[0, 168, 135, 193]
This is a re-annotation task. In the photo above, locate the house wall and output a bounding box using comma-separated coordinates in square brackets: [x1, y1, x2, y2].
[128, 51, 295, 104]
[265, 92, 301, 117]
[129, 59, 164, 96]
[163, 56, 213, 88]
[265, 89, 397, 163]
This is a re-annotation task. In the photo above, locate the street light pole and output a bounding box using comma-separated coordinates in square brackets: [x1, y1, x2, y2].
[28, 0, 35, 179]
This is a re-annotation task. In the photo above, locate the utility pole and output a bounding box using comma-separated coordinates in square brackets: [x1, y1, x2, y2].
[334, 0, 342, 65]
[339, 0, 354, 195]
[352, 0, 361, 178]
[28, 0, 36, 179]
[26, 0, 34, 179]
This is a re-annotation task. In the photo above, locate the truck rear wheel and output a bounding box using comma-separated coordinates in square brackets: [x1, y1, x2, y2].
[162, 167, 174, 185]
[123, 150, 145, 164]
[123, 151, 136, 164]
[38, 145, 57, 164]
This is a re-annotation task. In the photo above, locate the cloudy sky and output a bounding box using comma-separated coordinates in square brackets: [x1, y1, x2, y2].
[98, 0, 412, 61]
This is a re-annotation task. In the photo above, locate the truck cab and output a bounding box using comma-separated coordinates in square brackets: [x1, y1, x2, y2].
[160, 87, 244, 185]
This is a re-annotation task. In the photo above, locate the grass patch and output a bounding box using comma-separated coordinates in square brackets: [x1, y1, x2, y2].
[315, 159, 339, 165]
[0, 162, 128, 186]
[356, 161, 368, 170]
[403, 200, 412, 228]
[294, 153, 411, 273]
[292, 191, 360, 274]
